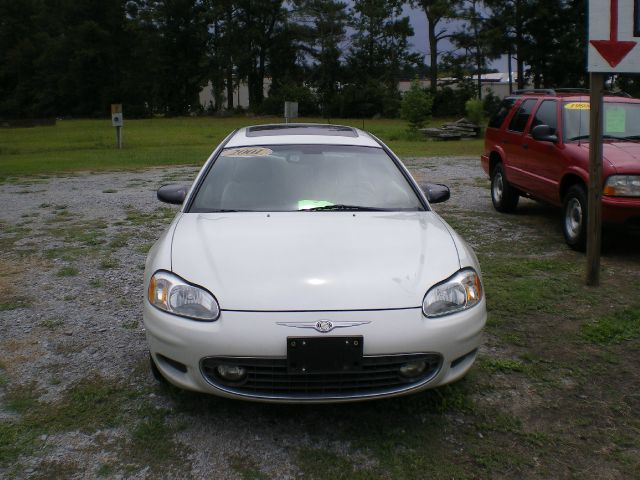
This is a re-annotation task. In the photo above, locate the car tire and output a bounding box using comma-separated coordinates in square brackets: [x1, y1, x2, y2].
[563, 184, 588, 251]
[149, 354, 166, 383]
[491, 163, 519, 213]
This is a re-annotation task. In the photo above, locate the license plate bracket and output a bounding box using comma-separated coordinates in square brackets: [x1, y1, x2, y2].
[287, 336, 363, 374]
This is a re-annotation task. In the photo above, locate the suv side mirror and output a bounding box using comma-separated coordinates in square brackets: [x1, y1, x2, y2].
[421, 183, 450, 204]
[531, 124, 558, 143]
[157, 184, 188, 204]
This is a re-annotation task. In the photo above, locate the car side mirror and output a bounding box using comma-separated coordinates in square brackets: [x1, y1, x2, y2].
[531, 124, 558, 143]
[421, 183, 450, 204]
[157, 184, 188, 205]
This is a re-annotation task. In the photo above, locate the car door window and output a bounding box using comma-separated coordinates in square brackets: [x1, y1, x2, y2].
[508, 99, 537, 133]
[488, 98, 516, 128]
[530, 100, 558, 132]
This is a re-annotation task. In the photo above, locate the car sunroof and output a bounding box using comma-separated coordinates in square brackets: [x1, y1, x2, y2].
[246, 125, 358, 137]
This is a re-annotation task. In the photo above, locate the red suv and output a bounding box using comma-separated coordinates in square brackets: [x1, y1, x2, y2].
[482, 89, 640, 250]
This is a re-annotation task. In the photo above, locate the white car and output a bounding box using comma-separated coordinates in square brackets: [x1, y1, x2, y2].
[144, 124, 486, 403]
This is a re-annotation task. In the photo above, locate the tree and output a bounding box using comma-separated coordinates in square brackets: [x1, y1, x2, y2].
[483, 0, 527, 89]
[401, 80, 432, 129]
[415, 0, 459, 94]
[346, 0, 420, 116]
[451, 0, 497, 99]
[140, 0, 210, 115]
[233, 0, 285, 110]
[483, 0, 586, 90]
[294, 0, 348, 116]
[520, 0, 586, 88]
[0, 0, 135, 118]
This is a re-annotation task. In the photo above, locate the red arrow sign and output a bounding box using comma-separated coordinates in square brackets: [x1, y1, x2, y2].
[590, 0, 636, 67]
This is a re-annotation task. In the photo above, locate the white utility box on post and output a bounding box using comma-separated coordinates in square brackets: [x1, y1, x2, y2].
[111, 104, 123, 149]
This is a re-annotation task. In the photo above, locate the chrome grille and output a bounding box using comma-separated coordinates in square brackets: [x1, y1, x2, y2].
[200, 354, 441, 399]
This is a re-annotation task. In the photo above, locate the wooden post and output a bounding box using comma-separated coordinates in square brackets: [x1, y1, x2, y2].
[116, 126, 123, 149]
[586, 73, 604, 286]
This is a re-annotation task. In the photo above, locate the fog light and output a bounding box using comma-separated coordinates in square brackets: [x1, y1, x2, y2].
[216, 365, 247, 382]
[399, 360, 428, 378]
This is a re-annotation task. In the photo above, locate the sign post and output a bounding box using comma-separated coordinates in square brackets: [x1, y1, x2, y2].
[284, 101, 298, 124]
[587, 0, 639, 285]
[586, 74, 604, 286]
[111, 104, 124, 149]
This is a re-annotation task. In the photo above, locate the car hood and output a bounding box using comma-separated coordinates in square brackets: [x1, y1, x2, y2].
[577, 142, 640, 173]
[603, 142, 640, 173]
[170, 211, 461, 311]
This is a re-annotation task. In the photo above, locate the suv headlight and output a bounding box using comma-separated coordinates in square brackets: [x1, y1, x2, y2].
[148, 271, 220, 321]
[603, 175, 640, 197]
[423, 269, 483, 318]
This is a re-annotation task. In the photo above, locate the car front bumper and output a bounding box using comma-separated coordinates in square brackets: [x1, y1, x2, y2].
[143, 300, 486, 403]
[602, 195, 640, 225]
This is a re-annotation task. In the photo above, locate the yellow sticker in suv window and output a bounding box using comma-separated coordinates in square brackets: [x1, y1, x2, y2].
[564, 102, 590, 110]
[221, 147, 273, 157]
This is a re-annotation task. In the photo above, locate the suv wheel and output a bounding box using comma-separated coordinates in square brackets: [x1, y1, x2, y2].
[563, 184, 587, 251]
[491, 163, 519, 213]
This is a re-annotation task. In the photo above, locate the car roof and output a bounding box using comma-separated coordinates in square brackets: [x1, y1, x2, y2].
[510, 89, 640, 103]
[225, 123, 382, 148]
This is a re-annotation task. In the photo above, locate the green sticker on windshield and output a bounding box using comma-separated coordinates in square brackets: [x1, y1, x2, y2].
[298, 199, 333, 210]
[605, 106, 626, 133]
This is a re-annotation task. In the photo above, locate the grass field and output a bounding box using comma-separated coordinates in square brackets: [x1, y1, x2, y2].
[0, 116, 482, 179]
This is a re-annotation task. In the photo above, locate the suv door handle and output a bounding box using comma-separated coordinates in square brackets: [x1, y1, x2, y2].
[500, 138, 508, 144]
[522, 143, 529, 149]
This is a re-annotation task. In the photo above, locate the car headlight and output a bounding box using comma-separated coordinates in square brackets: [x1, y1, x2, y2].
[603, 175, 640, 197]
[422, 269, 483, 318]
[147, 271, 220, 321]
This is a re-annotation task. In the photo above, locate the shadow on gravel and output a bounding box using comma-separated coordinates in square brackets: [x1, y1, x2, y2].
[160, 379, 471, 439]
[492, 199, 640, 259]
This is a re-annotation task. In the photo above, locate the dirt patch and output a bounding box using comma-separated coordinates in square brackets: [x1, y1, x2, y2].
[1, 158, 639, 479]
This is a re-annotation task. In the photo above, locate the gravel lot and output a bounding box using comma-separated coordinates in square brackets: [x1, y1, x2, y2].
[1, 156, 638, 479]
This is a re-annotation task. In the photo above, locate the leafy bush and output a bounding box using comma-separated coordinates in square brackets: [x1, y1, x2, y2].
[482, 91, 502, 119]
[337, 81, 400, 118]
[261, 83, 319, 116]
[432, 84, 474, 117]
[400, 81, 433, 129]
[465, 98, 484, 126]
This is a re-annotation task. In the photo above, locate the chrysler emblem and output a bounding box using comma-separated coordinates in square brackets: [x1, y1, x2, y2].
[276, 320, 370, 333]
[315, 320, 333, 332]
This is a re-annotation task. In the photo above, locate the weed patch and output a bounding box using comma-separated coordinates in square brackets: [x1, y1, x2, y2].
[0, 259, 32, 310]
[99, 257, 119, 270]
[56, 266, 78, 277]
[582, 307, 640, 344]
[125, 206, 176, 226]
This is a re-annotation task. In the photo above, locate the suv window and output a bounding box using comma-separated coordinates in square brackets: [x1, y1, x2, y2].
[531, 100, 558, 132]
[488, 98, 516, 128]
[508, 99, 537, 132]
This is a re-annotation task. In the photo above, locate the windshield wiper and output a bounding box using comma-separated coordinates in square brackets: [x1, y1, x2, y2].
[304, 204, 386, 211]
[207, 209, 251, 212]
[568, 134, 627, 141]
[617, 135, 640, 141]
[568, 134, 590, 141]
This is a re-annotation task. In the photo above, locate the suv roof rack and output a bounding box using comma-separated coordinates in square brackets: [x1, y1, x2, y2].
[513, 88, 632, 98]
[513, 89, 555, 95]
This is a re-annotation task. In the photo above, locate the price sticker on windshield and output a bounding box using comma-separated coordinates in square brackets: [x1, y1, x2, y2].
[564, 102, 591, 110]
[222, 147, 273, 157]
[605, 106, 626, 132]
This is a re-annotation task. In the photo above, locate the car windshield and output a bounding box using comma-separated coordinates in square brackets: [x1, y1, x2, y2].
[563, 100, 640, 141]
[189, 144, 424, 212]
